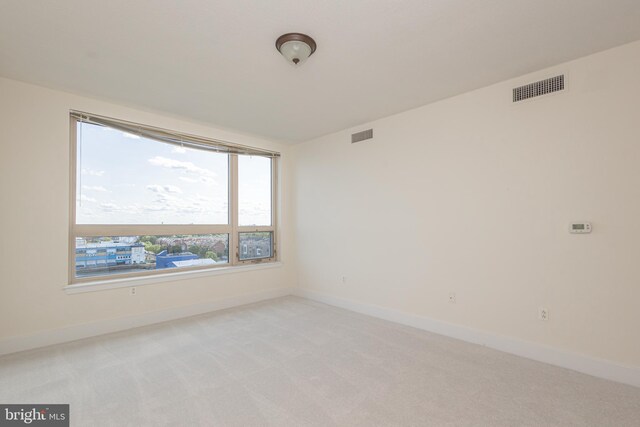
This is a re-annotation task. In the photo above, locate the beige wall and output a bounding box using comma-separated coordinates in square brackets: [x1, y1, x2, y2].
[0, 77, 295, 340]
[2, 40, 639, 369]
[292, 40, 640, 367]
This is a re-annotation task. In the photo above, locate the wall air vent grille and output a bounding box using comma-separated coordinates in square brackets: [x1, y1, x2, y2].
[351, 129, 373, 143]
[513, 75, 565, 102]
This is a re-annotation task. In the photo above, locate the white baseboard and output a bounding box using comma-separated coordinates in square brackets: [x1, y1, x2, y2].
[4, 286, 638, 389]
[0, 287, 293, 357]
[293, 289, 640, 388]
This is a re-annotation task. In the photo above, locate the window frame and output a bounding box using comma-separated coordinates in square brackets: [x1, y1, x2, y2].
[68, 115, 278, 285]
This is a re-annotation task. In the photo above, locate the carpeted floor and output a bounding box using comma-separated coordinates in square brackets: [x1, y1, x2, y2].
[0, 296, 638, 426]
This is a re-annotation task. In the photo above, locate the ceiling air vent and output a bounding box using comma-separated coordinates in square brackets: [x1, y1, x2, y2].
[351, 129, 373, 143]
[513, 75, 565, 103]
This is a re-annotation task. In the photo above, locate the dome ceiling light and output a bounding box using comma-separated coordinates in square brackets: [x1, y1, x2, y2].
[275, 33, 317, 66]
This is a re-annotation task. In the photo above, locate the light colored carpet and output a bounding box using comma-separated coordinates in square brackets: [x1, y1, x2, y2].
[0, 296, 638, 426]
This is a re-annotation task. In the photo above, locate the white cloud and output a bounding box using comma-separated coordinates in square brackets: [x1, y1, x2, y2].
[146, 184, 183, 194]
[79, 194, 97, 203]
[82, 185, 109, 192]
[99, 202, 118, 211]
[142, 205, 165, 212]
[178, 177, 198, 183]
[172, 146, 187, 154]
[98, 202, 143, 215]
[148, 156, 216, 184]
[81, 168, 105, 177]
[140, 186, 223, 218]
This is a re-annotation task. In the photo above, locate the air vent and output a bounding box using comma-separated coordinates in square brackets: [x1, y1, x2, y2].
[513, 75, 564, 102]
[351, 129, 373, 143]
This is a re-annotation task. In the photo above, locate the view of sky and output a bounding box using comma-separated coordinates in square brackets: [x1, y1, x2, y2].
[239, 155, 272, 226]
[76, 122, 271, 225]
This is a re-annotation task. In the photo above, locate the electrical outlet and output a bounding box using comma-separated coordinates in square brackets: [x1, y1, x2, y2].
[449, 292, 456, 304]
[130, 287, 136, 296]
[538, 307, 549, 321]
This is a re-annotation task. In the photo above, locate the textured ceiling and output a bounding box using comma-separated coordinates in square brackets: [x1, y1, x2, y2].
[1, 0, 640, 142]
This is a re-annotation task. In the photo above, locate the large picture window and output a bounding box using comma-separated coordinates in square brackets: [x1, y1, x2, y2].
[69, 112, 278, 284]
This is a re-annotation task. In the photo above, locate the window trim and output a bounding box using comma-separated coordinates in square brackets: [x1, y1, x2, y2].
[65, 262, 284, 294]
[68, 114, 278, 285]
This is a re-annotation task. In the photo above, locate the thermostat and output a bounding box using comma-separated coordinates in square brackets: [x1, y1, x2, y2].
[569, 222, 591, 234]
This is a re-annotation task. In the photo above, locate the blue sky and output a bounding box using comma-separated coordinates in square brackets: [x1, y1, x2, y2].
[76, 123, 271, 225]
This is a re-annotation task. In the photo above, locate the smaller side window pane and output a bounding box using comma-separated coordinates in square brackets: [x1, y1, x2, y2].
[75, 234, 229, 279]
[238, 232, 272, 261]
[238, 155, 272, 226]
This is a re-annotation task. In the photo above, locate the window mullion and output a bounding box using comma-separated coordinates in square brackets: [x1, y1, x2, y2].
[272, 157, 278, 260]
[230, 154, 239, 265]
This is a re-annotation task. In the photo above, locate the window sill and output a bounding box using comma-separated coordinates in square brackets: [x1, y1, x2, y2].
[64, 262, 283, 294]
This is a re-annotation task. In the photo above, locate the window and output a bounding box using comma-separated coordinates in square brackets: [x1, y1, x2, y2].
[69, 112, 278, 284]
[238, 155, 272, 226]
[238, 232, 273, 261]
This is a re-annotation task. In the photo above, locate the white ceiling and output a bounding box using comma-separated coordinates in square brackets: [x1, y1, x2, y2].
[1, 1, 640, 143]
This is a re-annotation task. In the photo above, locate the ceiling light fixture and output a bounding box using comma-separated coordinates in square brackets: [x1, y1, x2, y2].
[275, 33, 317, 66]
